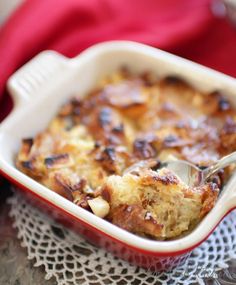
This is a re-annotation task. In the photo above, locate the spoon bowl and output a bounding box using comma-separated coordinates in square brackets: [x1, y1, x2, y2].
[163, 151, 236, 187]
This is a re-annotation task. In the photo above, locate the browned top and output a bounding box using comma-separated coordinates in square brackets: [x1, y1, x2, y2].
[16, 68, 236, 239]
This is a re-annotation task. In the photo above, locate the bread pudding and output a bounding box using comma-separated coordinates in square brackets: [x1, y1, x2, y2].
[16, 68, 236, 239]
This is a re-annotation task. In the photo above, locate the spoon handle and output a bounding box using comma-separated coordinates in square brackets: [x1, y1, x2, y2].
[203, 151, 236, 181]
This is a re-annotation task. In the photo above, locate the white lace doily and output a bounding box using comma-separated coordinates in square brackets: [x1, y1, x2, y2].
[8, 191, 236, 285]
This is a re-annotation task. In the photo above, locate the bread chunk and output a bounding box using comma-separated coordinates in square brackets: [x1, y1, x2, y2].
[102, 168, 219, 239]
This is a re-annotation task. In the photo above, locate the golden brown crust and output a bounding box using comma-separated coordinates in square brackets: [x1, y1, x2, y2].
[199, 183, 219, 218]
[16, 68, 236, 239]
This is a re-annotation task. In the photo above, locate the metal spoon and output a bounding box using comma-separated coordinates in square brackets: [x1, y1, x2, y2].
[162, 151, 236, 187]
[124, 152, 236, 187]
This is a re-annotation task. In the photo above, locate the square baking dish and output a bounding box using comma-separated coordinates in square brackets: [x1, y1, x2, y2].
[1, 41, 236, 271]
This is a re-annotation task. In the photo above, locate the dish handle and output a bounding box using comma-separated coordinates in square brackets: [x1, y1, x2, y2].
[7, 51, 69, 110]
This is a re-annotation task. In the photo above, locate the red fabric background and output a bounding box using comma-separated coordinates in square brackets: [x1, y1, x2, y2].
[0, 0, 236, 122]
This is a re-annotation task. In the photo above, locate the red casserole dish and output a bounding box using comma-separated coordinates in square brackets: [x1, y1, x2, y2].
[1, 41, 236, 271]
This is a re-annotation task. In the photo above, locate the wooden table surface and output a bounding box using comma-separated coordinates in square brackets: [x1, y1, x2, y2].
[0, 180, 55, 285]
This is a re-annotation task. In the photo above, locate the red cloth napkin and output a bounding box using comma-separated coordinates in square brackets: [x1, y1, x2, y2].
[0, 0, 236, 122]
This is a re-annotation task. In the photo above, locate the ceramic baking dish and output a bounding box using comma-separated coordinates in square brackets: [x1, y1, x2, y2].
[1, 41, 236, 271]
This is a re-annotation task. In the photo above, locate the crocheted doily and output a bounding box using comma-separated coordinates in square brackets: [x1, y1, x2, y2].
[8, 191, 236, 285]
